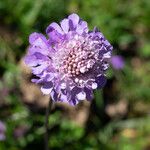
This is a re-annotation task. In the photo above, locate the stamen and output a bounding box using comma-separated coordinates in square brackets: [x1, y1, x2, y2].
[52, 34, 99, 78]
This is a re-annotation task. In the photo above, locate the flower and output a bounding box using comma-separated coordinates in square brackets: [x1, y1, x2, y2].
[25, 13, 113, 105]
[0, 121, 6, 141]
[111, 55, 124, 70]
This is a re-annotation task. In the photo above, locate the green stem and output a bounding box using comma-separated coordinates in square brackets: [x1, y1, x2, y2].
[45, 98, 53, 150]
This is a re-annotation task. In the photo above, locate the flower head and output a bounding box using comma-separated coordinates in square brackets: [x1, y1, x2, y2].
[25, 14, 113, 105]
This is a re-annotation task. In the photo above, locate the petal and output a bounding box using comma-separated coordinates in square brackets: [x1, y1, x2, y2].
[59, 94, 68, 102]
[84, 87, 93, 100]
[24, 55, 38, 67]
[103, 39, 111, 47]
[46, 22, 63, 35]
[68, 19, 74, 31]
[76, 21, 88, 34]
[48, 30, 63, 44]
[32, 63, 48, 75]
[28, 35, 49, 56]
[29, 32, 47, 45]
[76, 91, 86, 100]
[33, 37, 48, 50]
[44, 73, 55, 82]
[41, 82, 53, 95]
[68, 13, 79, 28]
[31, 78, 42, 84]
[79, 21, 88, 31]
[69, 98, 79, 106]
[34, 52, 47, 60]
[60, 19, 69, 33]
[103, 51, 111, 59]
[50, 90, 58, 101]
[28, 46, 48, 56]
[95, 75, 107, 88]
[91, 82, 98, 89]
[93, 27, 99, 32]
[60, 83, 67, 89]
[24, 52, 48, 67]
[71, 86, 82, 98]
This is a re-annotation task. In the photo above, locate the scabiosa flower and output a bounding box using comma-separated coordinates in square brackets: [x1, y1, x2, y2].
[25, 14, 113, 105]
[111, 55, 125, 70]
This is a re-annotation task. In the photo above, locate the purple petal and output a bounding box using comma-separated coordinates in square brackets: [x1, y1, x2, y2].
[76, 91, 86, 100]
[71, 86, 82, 98]
[29, 32, 47, 45]
[93, 27, 99, 32]
[28, 35, 50, 56]
[69, 98, 78, 106]
[76, 21, 88, 34]
[41, 82, 53, 94]
[24, 55, 38, 67]
[31, 78, 41, 83]
[48, 30, 63, 45]
[60, 19, 69, 33]
[103, 39, 111, 47]
[59, 93, 68, 102]
[46, 22, 63, 35]
[50, 90, 58, 101]
[68, 13, 79, 29]
[32, 37, 48, 50]
[34, 52, 48, 60]
[70, 87, 87, 101]
[95, 75, 107, 88]
[28, 46, 49, 56]
[84, 87, 93, 100]
[32, 63, 48, 74]
[24, 52, 48, 67]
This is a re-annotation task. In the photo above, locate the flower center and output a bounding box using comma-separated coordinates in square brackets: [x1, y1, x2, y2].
[53, 34, 99, 77]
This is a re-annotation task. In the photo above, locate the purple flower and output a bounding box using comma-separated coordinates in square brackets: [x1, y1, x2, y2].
[0, 121, 6, 141]
[25, 14, 113, 105]
[111, 55, 125, 70]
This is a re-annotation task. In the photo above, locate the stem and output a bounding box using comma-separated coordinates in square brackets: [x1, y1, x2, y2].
[45, 98, 53, 150]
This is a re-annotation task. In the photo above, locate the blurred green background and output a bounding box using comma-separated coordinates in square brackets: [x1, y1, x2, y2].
[0, 0, 150, 150]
